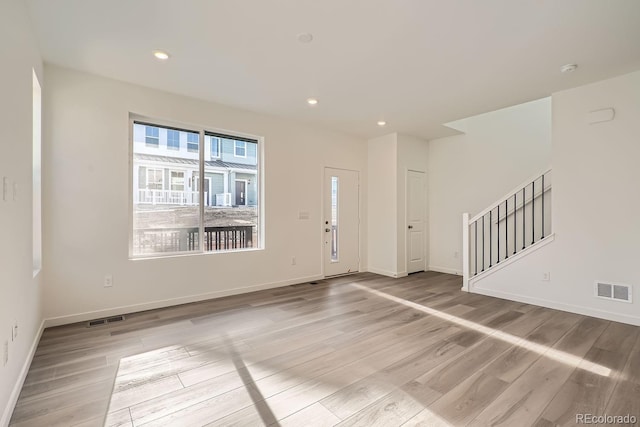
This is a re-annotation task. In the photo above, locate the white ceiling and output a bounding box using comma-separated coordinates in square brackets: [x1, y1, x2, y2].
[26, 0, 640, 140]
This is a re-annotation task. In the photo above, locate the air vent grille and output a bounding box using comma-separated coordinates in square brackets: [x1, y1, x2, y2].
[595, 282, 632, 303]
[597, 282, 612, 298]
[87, 314, 126, 327]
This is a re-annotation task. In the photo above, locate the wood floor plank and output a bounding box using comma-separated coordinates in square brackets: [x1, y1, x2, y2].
[418, 337, 511, 395]
[471, 316, 610, 427]
[534, 322, 640, 426]
[319, 334, 462, 420]
[428, 371, 508, 425]
[334, 386, 436, 427]
[603, 332, 640, 422]
[11, 379, 113, 424]
[10, 399, 109, 427]
[279, 403, 341, 427]
[103, 408, 132, 427]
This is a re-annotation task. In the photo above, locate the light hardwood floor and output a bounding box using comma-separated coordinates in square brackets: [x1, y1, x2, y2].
[9, 272, 640, 426]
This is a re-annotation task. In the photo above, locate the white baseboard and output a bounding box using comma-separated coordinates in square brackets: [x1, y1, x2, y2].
[471, 287, 640, 327]
[428, 265, 462, 276]
[1, 319, 45, 427]
[366, 267, 404, 278]
[44, 274, 324, 328]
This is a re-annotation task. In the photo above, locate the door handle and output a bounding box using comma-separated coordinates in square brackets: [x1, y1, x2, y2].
[408, 225, 413, 229]
[325, 228, 331, 232]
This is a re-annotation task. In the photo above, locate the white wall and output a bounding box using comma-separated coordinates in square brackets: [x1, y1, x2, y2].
[43, 65, 368, 323]
[0, 1, 44, 425]
[367, 133, 429, 277]
[470, 70, 640, 326]
[367, 134, 398, 276]
[428, 98, 552, 274]
[396, 134, 429, 275]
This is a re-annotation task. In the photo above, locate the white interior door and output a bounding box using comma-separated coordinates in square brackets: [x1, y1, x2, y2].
[407, 170, 426, 273]
[324, 168, 359, 276]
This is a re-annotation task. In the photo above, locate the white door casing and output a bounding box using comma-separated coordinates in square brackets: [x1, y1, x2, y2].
[324, 167, 359, 276]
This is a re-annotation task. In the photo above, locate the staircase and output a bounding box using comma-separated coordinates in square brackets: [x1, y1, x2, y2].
[462, 169, 552, 291]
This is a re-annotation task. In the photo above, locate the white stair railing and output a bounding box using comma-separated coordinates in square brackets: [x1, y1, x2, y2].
[462, 169, 552, 291]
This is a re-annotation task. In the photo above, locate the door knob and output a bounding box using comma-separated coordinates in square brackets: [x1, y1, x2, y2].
[325, 228, 331, 232]
[408, 225, 413, 229]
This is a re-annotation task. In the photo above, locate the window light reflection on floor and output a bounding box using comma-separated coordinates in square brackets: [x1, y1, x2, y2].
[350, 283, 612, 378]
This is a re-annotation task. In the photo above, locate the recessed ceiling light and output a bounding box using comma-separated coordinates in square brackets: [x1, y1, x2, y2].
[153, 51, 170, 60]
[307, 98, 318, 106]
[560, 63, 577, 73]
[377, 121, 387, 127]
[297, 33, 313, 44]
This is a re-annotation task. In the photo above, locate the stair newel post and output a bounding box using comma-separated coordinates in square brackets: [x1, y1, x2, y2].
[462, 212, 470, 292]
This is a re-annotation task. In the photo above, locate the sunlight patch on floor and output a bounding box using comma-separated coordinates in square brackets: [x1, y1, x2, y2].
[351, 283, 612, 377]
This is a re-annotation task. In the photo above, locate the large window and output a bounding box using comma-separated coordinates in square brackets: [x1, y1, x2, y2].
[131, 119, 260, 257]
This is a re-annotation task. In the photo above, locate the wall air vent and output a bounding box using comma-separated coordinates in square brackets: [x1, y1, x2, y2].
[87, 314, 126, 327]
[595, 282, 632, 303]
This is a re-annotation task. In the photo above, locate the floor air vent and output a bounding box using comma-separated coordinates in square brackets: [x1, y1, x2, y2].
[595, 282, 632, 303]
[87, 314, 125, 327]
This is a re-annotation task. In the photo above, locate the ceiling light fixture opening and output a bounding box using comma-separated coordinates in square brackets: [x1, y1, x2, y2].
[560, 63, 577, 73]
[153, 51, 170, 60]
[307, 98, 318, 106]
[377, 121, 387, 126]
[297, 33, 314, 44]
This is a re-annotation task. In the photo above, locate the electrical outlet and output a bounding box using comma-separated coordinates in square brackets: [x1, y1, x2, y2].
[104, 274, 113, 287]
[3, 340, 8, 366]
[542, 272, 551, 282]
[291, 256, 296, 266]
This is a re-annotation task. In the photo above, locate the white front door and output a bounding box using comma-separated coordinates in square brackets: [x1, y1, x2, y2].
[407, 170, 427, 273]
[324, 168, 359, 276]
